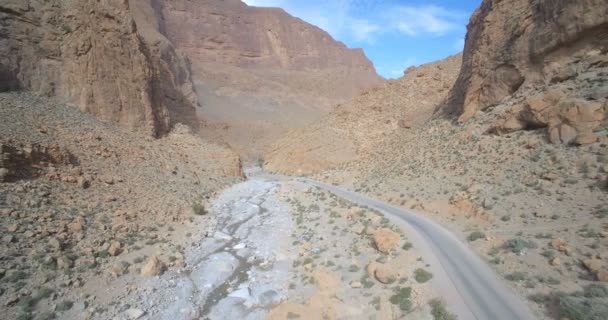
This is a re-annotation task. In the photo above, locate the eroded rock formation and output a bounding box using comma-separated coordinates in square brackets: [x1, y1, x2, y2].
[0, 0, 200, 137]
[442, 0, 608, 143]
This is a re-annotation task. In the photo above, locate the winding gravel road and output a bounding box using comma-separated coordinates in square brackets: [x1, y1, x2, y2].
[254, 172, 537, 320]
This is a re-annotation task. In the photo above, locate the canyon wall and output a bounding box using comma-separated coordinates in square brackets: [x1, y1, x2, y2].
[442, 0, 607, 144]
[0, 0, 199, 137]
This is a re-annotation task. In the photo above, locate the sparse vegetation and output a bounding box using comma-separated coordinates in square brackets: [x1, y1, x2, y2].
[389, 287, 412, 311]
[467, 231, 486, 242]
[429, 298, 458, 320]
[505, 271, 527, 281]
[503, 238, 538, 255]
[414, 268, 433, 283]
[191, 201, 207, 215]
[529, 284, 608, 320]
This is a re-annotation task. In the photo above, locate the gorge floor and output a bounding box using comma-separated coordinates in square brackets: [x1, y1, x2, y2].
[78, 174, 539, 320]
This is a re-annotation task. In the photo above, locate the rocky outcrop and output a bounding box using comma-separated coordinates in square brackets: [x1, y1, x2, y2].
[491, 88, 606, 145]
[442, 0, 608, 137]
[0, 0, 200, 137]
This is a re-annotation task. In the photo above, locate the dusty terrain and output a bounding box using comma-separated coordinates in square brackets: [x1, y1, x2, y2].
[69, 175, 460, 320]
[0, 92, 241, 320]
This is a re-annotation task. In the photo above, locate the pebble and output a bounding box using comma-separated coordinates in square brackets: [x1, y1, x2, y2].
[125, 308, 146, 319]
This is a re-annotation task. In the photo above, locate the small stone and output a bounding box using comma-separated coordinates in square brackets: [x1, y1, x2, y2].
[174, 259, 186, 268]
[597, 270, 608, 282]
[3, 235, 15, 243]
[584, 259, 602, 273]
[7, 224, 18, 233]
[575, 133, 598, 145]
[141, 256, 165, 277]
[68, 217, 85, 233]
[109, 263, 126, 278]
[49, 238, 63, 251]
[550, 257, 561, 266]
[0, 168, 8, 182]
[77, 176, 90, 189]
[99, 175, 114, 185]
[125, 308, 145, 319]
[57, 256, 73, 269]
[541, 172, 559, 181]
[350, 281, 362, 288]
[108, 241, 122, 256]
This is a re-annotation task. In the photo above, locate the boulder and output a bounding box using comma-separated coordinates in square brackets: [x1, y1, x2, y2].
[373, 228, 400, 253]
[141, 256, 165, 277]
[367, 262, 397, 284]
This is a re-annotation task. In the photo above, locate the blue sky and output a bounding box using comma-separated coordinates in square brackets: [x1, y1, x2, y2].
[242, 0, 481, 78]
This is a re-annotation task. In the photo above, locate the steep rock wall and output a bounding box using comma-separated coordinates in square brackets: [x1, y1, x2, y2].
[0, 0, 199, 136]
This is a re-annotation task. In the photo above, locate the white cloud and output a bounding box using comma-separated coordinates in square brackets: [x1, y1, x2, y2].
[348, 19, 381, 43]
[391, 5, 464, 36]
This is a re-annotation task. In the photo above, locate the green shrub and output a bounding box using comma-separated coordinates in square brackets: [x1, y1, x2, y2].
[414, 268, 433, 283]
[467, 231, 486, 242]
[402, 242, 413, 250]
[389, 287, 412, 311]
[528, 284, 608, 320]
[503, 238, 537, 255]
[429, 298, 458, 320]
[505, 272, 527, 281]
[191, 202, 207, 215]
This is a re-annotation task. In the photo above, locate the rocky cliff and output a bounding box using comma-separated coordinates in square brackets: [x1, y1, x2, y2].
[158, 0, 378, 85]
[0, 0, 200, 137]
[442, 0, 607, 144]
[155, 0, 382, 158]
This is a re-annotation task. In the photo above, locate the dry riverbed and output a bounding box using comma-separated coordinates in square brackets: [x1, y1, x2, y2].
[13, 176, 456, 320]
[69, 178, 457, 320]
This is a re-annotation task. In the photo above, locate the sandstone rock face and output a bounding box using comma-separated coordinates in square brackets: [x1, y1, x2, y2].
[443, 0, 608, 127]
[159, 0, 378, 79]
[154, 0, 382, 158]
[0, 0, 200, 136]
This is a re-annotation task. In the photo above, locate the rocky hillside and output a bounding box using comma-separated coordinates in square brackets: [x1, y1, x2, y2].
[0, 0, 200, 137]
[265, 54, 462, 175]
[264, 1, 608, 319]
[0, 92, 242, 320]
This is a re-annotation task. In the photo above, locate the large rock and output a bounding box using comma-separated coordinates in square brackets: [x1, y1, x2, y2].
[373, 228, 400, 253]
[442, 0, 608, 126]
[367, 262, 397, 284]
[492, 89, 606, 144]
[141, 256, 165, 277]
[0, 0, 200, 137]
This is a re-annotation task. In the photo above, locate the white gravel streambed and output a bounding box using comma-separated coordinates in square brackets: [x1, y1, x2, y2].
[131, 179, 296, 319]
